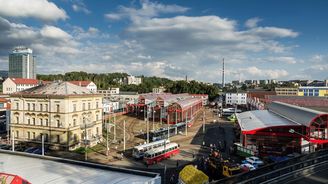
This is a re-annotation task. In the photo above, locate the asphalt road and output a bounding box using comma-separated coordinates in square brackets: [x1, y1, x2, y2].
[288, 169, 328, 184]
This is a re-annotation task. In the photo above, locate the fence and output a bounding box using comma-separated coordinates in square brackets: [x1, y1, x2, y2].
[214, 149, 328, 184]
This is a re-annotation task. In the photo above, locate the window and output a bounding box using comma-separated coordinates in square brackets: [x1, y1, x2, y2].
[73, 104, 76, 112]
[96, 102, 99, 109]
[40, 104, 43, 111]
[27, 103, 30, 111]
[32, 103, 35, 111]
[57, 120, 60, 127]
[45, 134, 49, 142]
[96, 127, 99, 135]
[83, 103, 85, 110]
[56, 104, 60, 112]
[56, 135, 60, 143]
[28, 119, 31, 125]
[40, 118, 43, 126]
[16, 116, 19, 124]
[74, 134, 78, 143]
[16, 103, 19, 110]
[33, 118, 35, 125]
[16, 130, 19, 138]
[27, 132, 30, 139]
[45, 104, 48, 111]
[33, 132, 35, 139]
[96, 114, 99, 121]
[73, 119, 77, 127]
[88, 103, 91, 110]
[45, 119, 48, 126]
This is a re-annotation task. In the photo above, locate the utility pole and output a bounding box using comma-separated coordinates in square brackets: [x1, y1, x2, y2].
[84, 122, 87, 161]
[106, 120, 109, 156]
[113, 115, 116, 143]
[203, 110, 206, 134]
[123, 120, 126, 151]
[152, 106, 155, 131]
[11, 130, 14, 152]
[185, 111, 188, 136]
[160, 106, 162, 125]
[167, 114, 170, 140]
[147, 106, 149, 143]
[42, 134, 44, 156]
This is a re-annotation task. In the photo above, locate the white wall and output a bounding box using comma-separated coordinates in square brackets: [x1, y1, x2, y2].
[2, 78, 16, 94]
[225, 93, 247, 105]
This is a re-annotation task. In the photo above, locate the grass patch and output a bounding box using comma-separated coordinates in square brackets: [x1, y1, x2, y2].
[73, 147, 92, 154]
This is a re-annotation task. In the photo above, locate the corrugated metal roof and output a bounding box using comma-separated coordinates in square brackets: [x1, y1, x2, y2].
[175, 97, 202, 109]
[0, 152, 159, 184]
[267, 101, 326, 127]
[236, 110, 299, 132]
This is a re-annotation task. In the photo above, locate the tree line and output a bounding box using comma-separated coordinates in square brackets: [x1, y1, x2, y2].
[37, 71, 219, 100]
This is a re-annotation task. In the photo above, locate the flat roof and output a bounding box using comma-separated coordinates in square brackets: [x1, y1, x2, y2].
[0, 151, 159, 184]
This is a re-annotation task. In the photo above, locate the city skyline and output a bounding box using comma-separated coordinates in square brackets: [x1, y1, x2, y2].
[0, 0, 327, 83]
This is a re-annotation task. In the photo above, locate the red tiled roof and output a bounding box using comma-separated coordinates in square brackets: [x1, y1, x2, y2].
[69, 81, 92, 87]
[9, 78, 39, 85]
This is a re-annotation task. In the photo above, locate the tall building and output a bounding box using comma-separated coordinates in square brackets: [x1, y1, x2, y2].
[10, 81, 103, 150]
[9, 47, 36, 79]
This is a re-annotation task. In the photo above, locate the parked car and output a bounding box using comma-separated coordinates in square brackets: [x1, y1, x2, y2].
[244, 156, 264, 168]
[0, 144, 11, 150]
[24, 147, 38, 153]
[240, 163, 256, 171]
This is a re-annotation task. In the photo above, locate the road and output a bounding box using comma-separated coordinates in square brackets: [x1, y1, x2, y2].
[288, 169, 328, 184]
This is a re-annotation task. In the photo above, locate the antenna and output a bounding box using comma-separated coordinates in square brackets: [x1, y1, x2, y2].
[222, 58, 225, 88]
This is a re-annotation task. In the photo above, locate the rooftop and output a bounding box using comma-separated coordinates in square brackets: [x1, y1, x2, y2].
[69, 81, 92, 87]
[13, 81, 97, 96]
[0, 151, 159, 184]
[9, 78, 39, 85]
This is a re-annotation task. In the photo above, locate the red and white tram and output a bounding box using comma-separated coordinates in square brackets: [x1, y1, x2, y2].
[143, 142, 180, 165]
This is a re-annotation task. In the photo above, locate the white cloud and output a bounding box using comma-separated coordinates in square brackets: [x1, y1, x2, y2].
[239, 66, 289, 79]
[245, 17, 262, 28]
[246, 27, 299, 38]
[72, 1, 91, 14]
[105, 0, 189, 21]
[266, 56, 297, 64]
[0, 0, 68, 21]
[40, 26, 72, 40]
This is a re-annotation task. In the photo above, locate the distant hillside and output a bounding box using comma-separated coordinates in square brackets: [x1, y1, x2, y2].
[37, 71, 219, 100]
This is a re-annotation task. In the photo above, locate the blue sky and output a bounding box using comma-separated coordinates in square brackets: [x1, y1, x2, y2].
[0, 0, 327, 82]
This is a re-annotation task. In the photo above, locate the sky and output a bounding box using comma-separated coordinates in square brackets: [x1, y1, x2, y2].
[0, 0, 327, 83]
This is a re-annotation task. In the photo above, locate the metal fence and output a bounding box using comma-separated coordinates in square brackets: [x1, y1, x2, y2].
[213, 149, 328, 184]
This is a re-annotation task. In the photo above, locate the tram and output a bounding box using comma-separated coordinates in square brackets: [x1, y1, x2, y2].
[150, 122, 188, 141]
[144, 142, 180, 165]
[132, 139, 170, 159]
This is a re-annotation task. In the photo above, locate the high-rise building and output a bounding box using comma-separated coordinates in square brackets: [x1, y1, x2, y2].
[8, 47, 36, 79]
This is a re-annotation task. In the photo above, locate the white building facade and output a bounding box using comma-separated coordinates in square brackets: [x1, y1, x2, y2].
[2, 78, 40, 94]
[125, 76, 142, 85]
[69, 81, 97, 92]
[225, 93, 247, 105]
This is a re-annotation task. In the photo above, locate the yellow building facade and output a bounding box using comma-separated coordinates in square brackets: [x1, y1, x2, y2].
[298, 87, 328, 97]
[10, 82, 103, 150]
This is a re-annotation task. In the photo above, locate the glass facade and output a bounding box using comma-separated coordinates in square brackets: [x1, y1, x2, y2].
[8, 47, 36, 79]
